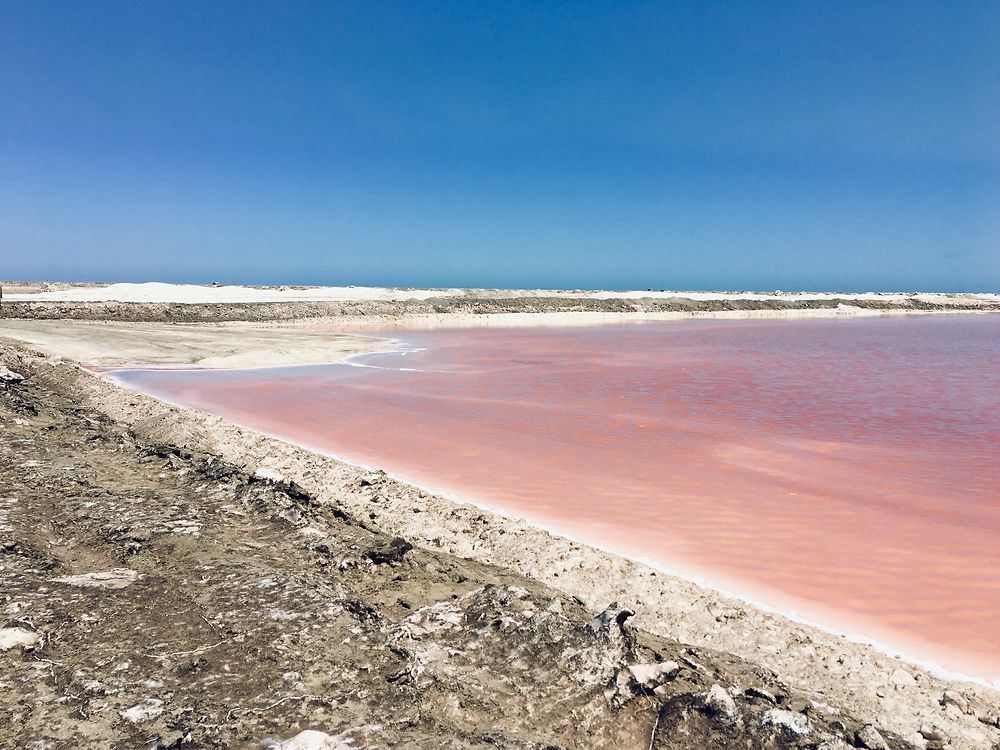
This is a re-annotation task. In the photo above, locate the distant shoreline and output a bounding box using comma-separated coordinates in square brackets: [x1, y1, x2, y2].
[4, 306, 1000, 372]
[3, 281, 998, 329]
[4, 280, 999, 304]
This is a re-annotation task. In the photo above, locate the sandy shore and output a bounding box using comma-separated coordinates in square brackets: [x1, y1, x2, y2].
[0, 319, 387, 369]
[4, 281, 999, 308]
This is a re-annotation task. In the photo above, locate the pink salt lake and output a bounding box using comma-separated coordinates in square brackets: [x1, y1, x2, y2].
[109, 315, 1000, 682]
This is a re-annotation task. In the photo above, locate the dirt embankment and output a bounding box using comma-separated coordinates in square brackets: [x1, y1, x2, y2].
[3, 294, 997, 323]
[3, 343, 1000, 749]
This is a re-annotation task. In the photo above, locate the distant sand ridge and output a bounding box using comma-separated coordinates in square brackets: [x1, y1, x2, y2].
[3, 282, 998, 367]
[4, 280, 999, 306]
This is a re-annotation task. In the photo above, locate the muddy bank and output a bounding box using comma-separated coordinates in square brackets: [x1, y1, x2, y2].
[2, 342, 999, 749]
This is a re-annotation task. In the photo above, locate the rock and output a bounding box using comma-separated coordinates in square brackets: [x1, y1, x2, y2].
[50, 568, 140, 589]
[276, 730, 353, 749]
[589, 602, 635, 634]
[979, 709, 1000, 729]
[400, 600, 464, 637]
[364, 536, 413, 565]
[713, 607, 746, 622]
[889, 667, 916, 687]
[357, 471, 387, 488]
[854, 723, 889, 750]
[702, 683, 737, 717]
[254, 466, 286, 483]
[745, 685, 777, 703]
[785, 697, 810, 713]
[808, 699, 841, 717]
[626, 660, 680, 688]
[154, 731, 193, 749]
[0, 627, 41, 651]
[277, 507, 305, 526]
[761, 708, 811, 736]
[918, 723, 947, 743]
[121, 698, 164, 723]
[940, 689, 969, 714]
[0, 366, 24, 383]
[760, 708, 812, 736]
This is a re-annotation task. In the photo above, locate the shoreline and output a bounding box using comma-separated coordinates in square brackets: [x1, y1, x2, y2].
[10, 338, 802, 749]
[14, 313, 1000, 688]
[103, 335, 1000, 691]
[20, 343, 994, 747]
[5, 306, 999, 374]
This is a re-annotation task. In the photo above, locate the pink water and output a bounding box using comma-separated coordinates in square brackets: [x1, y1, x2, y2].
[110, 315, 1000, 681]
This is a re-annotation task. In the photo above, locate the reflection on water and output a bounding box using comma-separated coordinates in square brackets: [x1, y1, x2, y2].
[111, 315, 1000, 681]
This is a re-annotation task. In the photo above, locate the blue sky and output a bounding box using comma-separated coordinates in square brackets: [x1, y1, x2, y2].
[1, 1, 998, 291]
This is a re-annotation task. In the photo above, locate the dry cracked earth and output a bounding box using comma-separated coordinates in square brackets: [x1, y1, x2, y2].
[0, 351, 947, 749]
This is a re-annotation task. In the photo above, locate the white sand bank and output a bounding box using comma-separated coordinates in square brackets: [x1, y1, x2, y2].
[4, 282, 463, 303]
[0, 319, 385, 369]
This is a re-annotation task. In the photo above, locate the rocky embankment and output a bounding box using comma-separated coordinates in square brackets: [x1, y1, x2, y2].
[2, 293, 997, 323]
[1, 346, 975, 749]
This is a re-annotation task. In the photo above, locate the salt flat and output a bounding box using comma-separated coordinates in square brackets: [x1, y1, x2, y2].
[0, 319, 385, 368]
[5, 280, 999, 306]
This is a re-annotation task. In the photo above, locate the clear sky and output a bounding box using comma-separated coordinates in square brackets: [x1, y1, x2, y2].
[1, 1, 998, 291]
